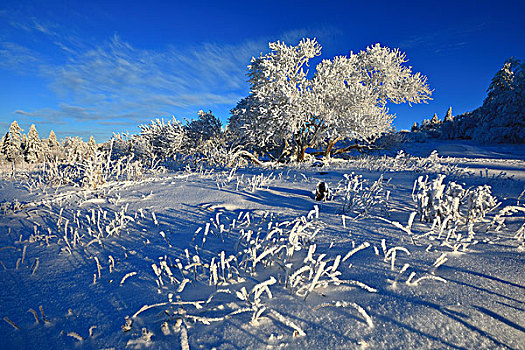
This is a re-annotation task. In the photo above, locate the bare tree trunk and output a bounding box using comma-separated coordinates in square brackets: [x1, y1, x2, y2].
[297, 146, 307, 162]
[324, 136, 342, 159]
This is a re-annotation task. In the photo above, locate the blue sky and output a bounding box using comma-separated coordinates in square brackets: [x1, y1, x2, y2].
[1, 0, 524, 142]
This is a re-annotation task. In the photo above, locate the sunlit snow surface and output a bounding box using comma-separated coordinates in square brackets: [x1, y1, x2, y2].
[0, 140, 524, 349]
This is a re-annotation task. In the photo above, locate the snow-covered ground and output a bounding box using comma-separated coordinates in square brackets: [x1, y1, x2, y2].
[0, 141, 524, 349]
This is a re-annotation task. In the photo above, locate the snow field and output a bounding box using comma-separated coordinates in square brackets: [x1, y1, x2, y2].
[0, 155, 524, 349]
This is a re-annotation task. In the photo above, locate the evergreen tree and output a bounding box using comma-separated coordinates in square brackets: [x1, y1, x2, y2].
[475, 57, 525, 142]
[1, 121, 23, 162]
[184, 110, 223, 151]
[45, 130, 62, 161]
[444, 107, 453, 122]
[0, 132, 8, 161]
[441, 107, 455, 139]
[21, 134, 28, 156]
[484, 57, 519, 106]
[24, 124, 42, 163]
[48, 130, 59, 149]
[87, 135, 97, 158]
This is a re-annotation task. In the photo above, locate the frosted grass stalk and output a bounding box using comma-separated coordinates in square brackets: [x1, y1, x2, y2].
[120, 272, 137, 286]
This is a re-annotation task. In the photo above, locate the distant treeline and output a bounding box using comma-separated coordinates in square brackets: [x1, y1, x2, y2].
[411, 57, 525, 144]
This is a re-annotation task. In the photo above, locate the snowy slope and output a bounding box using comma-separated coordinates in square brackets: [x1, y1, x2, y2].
[0, 149, 524, 349]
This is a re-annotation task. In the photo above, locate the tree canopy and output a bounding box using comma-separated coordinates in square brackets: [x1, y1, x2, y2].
[230, 38, 432, 161]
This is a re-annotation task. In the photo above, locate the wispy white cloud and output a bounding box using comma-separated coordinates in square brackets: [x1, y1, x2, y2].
[1, 19, 338, 139]
[23, 34, 261, 126]
[0, 41, 41, 73]
[396, 23, 487, 54]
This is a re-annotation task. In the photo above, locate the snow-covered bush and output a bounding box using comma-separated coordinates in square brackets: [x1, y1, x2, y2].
[110, 132, 156, 165]
[81, 140, 165, 189]
[184, 110, 223, 152]
[62, 136, 90, 163]
[138, 117, 186, 161]
[336, 173, 391, 217]
[464, 185, 499, 223]
[412, 174, 499, 227]
[372, 130, 408, 152]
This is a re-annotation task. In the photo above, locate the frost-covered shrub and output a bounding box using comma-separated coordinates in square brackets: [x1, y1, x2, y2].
[330, 150, 470, 178]
[412, 175, 464, 223]
[110, 132, 156, 165]
[336, 173, 391, 217]
[372, 130, 407, 151]
[412, 174, 499, 227]
[138, 117, 186, 160]
[184, 110, 223, 152]
[81, 141, 165, 188]
[464, 185, 499, 223]
[63, 136, 90, 163]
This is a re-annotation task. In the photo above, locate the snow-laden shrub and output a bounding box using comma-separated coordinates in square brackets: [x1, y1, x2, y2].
[81, 141, 166, 189]
[138, 117, 186, 161]
[332, 150, 471, 178]
[412, 175, 463, 223]
[335, 173, 391, 217]
[185, 143, 250, 169]
[183, 110, 223, 152]
[215, 169, 275, 192]
[412, 174, 499, 227]
[465, 185, 499, 223]
[62, 136, 91, 163]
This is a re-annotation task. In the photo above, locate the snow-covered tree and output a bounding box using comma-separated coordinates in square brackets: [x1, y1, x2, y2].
[485, 58, 519, 105]
[0, 133, 7, 163]
[230, 39, 432, 161]
[138, 117, 185, 160]
[1, 121, 23, 163]
[47, 130, 59, 148]
[309, 45, 431, 158]
[21, 134, 28, 156]
[451, 58, 525, 143]
[440, 107, 455, 139]
[63, 137, 89, 163]
[44, 130, 63, 162]
[231, 38, 322, 161]
[24, 124, 43, 163]
[475, 57, 525, 142]
[87, 135, 97, 158]
[184, 110, 223, 151]
[444, 107, 453, 122]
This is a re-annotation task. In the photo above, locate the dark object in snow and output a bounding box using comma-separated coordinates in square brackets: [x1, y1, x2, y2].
[316, 181, 329, 201]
